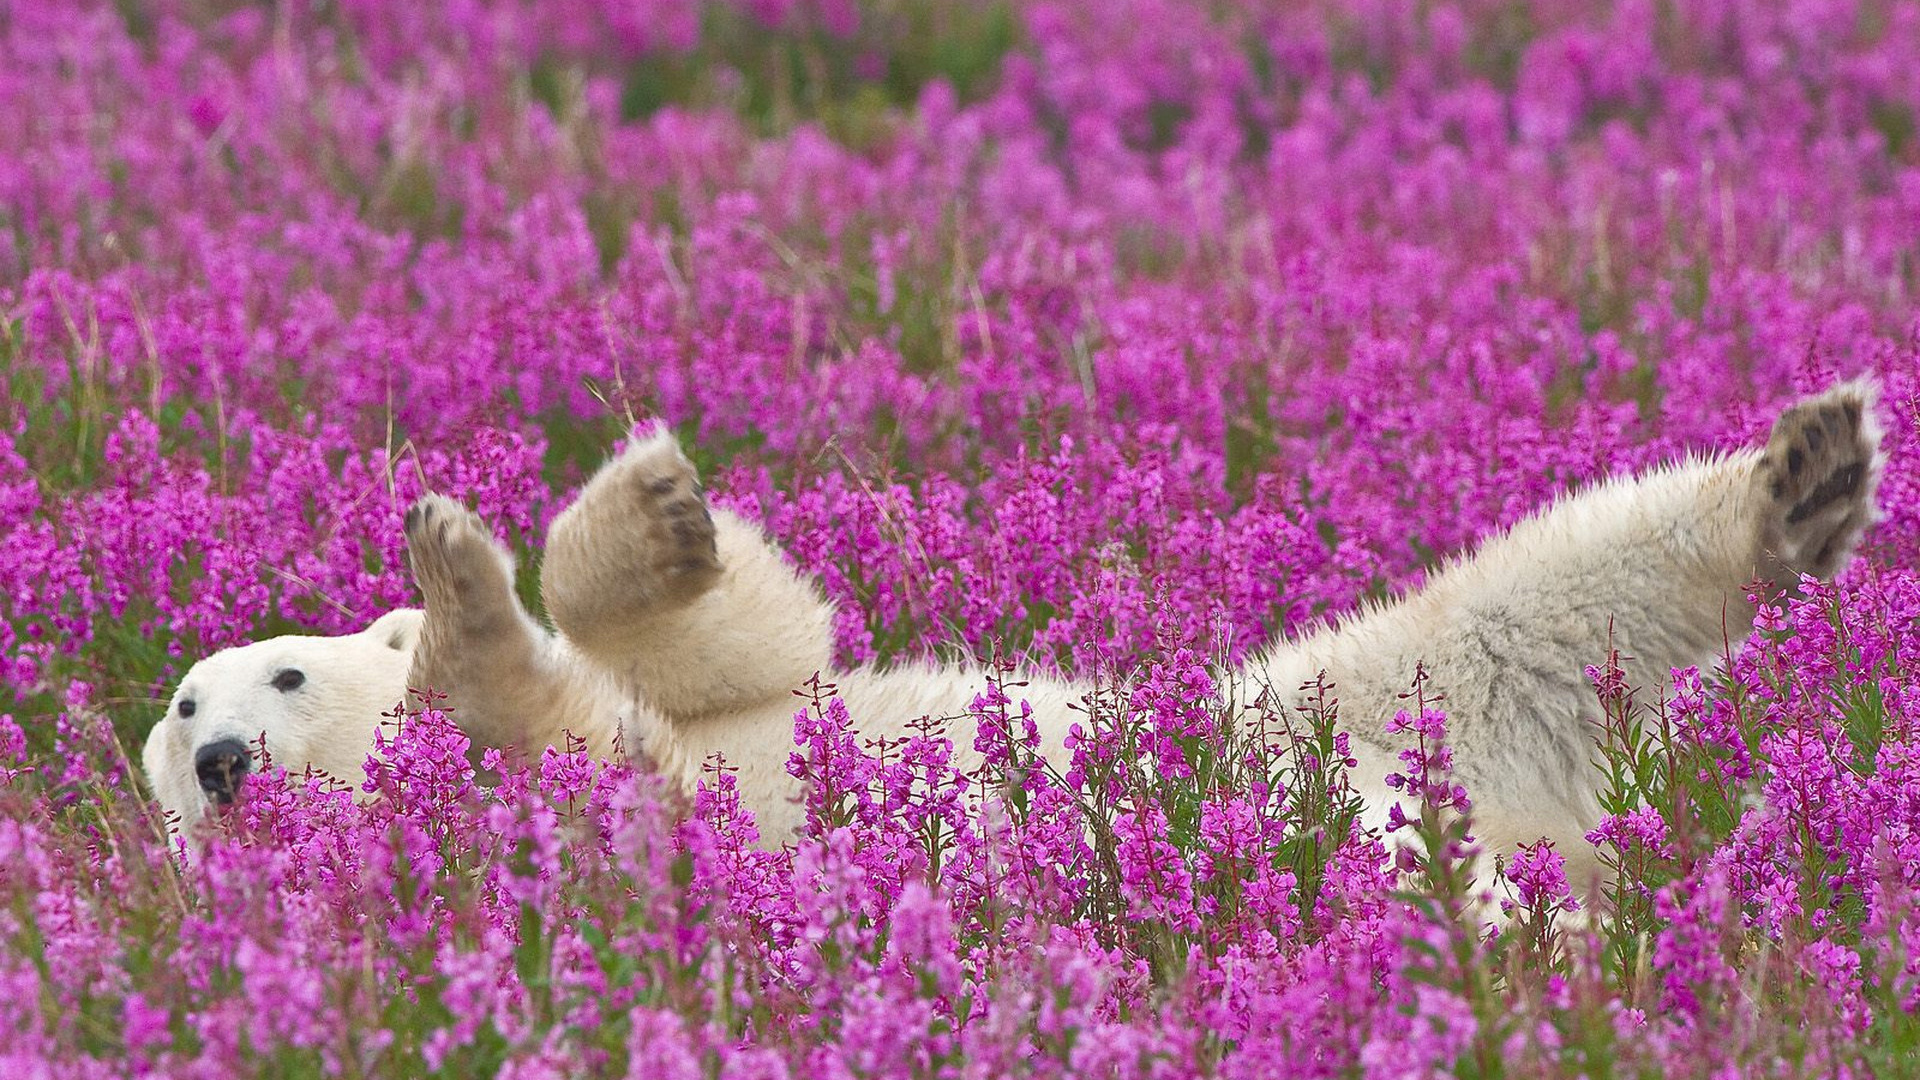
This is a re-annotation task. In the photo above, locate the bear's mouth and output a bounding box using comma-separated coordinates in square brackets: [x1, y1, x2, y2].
[194, 738, 253, 805]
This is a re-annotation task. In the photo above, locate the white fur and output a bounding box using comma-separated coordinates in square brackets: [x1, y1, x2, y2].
[501, 448, 1774, 881]
[144, 387, 1884, 888]
[141, 609, 422, 826]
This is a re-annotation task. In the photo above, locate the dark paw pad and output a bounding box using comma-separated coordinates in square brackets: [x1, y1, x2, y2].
[1754, 382, 1882, 585]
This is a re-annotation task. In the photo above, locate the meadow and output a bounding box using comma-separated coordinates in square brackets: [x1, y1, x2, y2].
[4, 0, 1920, 1075]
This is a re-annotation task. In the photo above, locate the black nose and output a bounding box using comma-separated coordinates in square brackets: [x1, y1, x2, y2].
[194, 739, 252, 804]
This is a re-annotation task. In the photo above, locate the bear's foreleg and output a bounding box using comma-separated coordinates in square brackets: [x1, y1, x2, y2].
[406, 495, 620, 760]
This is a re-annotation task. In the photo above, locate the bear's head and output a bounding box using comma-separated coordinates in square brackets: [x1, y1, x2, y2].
[141, 609, 424, 829]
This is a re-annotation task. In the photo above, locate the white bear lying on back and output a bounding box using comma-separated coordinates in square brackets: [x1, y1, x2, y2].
[143, 383, 1883, 888]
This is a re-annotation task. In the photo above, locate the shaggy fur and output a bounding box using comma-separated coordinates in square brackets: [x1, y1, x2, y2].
[144, 384, 1884, 883]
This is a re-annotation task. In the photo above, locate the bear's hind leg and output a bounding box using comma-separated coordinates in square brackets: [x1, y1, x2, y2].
[1753, 380, 1883, 595]
[406, 495, 609, 758]
[541, 426, 724, 647]
[542, 425, 835, 720]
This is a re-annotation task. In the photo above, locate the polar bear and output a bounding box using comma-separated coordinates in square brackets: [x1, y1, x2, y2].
[144, 383, 1883, 890]
[139, 608, 424, 822]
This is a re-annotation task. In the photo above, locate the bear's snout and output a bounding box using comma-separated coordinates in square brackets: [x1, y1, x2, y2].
[194, 739, 252, 804]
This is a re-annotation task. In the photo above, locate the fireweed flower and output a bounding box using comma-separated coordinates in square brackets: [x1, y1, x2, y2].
[1128, 647, 1219, 780]
[1585, 806, 1675, 861]
[1382, 706, 1471, 833]
[1497, 840, 1580, 919]
[1113, 805, 1200, 933]
[4, 0, 1920, 1073]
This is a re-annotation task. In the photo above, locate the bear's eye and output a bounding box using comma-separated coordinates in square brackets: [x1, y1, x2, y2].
[271, 669, 306, 693]
[178, 699, 196, 719]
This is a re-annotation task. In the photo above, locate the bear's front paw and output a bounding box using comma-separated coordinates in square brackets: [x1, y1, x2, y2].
[405, 494, 518, 614]
[1755, 381, 1882, 584]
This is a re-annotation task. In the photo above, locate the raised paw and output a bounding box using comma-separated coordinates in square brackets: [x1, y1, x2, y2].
[1753, 380, 1884, 587]
[622, 428, 723, 598]
[545, 424, 723, 616]
[405, 494, 520, 622]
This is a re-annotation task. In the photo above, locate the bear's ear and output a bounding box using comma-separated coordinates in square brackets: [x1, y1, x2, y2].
[361, 609, 425, 652]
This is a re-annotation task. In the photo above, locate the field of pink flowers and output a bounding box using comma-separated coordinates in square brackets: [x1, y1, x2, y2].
[5, 0, 1920, 1075]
